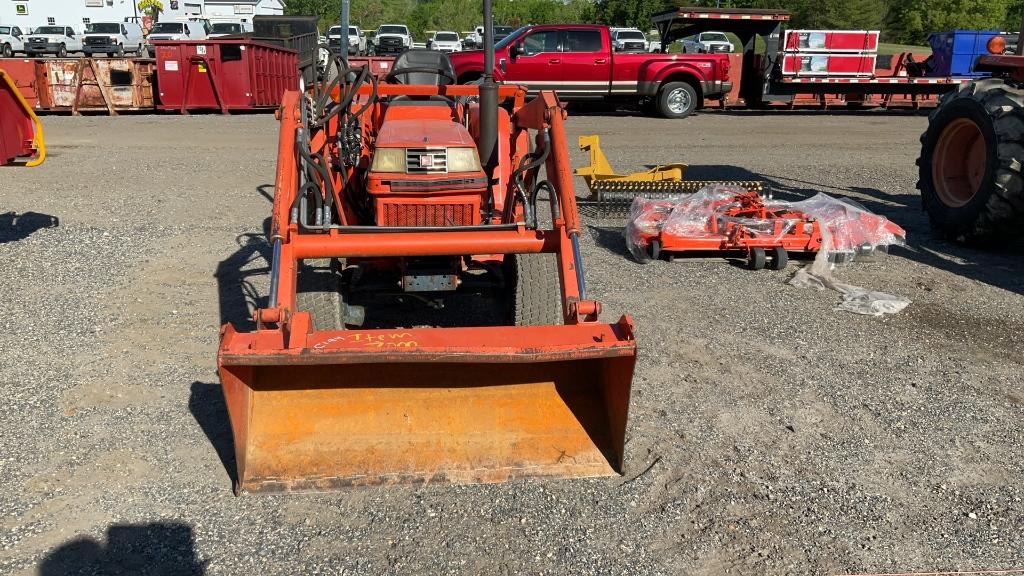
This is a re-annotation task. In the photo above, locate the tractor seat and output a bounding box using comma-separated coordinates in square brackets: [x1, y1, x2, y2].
[387, 50, 457, 107]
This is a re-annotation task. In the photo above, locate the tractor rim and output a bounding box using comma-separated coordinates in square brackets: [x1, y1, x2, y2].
[667, 87, 691, 115]
[933, 118, 986, 208]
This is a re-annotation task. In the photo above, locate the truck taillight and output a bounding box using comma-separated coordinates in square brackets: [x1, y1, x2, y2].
[721, 59, 731, 81]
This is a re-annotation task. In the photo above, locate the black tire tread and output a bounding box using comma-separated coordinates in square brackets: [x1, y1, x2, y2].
[917, 78, 1024, 244]
[295, 258, 344, 331]
[509, 253, 562, 326]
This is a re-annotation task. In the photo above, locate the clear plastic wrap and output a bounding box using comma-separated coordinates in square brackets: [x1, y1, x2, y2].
[623, 187, 910, 316]
[786, 193, 909, 316]
[624, 184, 750, 262]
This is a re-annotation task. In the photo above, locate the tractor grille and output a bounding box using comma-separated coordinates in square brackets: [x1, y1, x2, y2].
[623, 41, 645, 51]
[378, 36, 404, 48]
[406, 148, 447, 174]
[381, 202, 475, 227]
[85, 36, 112, 46]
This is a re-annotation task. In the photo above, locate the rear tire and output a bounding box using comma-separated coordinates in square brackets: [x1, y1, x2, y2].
[649, 239, 662, 261]
[506, 253, 562, 326]
[656, 81, 698, 119]
[295, 258, 345, 331]
[768, 246, 789, 270]
[917, 78, 1024, 245]
[746, 247, 766, 270]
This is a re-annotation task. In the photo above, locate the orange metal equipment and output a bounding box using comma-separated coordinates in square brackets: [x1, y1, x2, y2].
[217, 23, 637, 492]
[0, 69, 45, 166]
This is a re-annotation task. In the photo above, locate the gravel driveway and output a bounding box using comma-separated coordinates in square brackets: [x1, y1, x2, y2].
[1, 109, 1021, 575]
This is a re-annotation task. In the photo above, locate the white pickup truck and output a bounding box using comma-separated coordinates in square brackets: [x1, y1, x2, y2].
[0, 25, 26, 57]
[371, 24, 412, 55]
[682, 31, 735, 54]
[24, 25, 82, 57]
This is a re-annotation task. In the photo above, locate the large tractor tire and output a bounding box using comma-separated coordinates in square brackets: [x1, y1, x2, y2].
[505, 253, 563, 326]
[917, 78, 1024, 245]
[295, 258, 344, 331]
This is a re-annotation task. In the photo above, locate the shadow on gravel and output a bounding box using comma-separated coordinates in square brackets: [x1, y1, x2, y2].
[189, 382, 237, 487]
[214, 217, 273, 332]
[39, 522, 206, 576]
[0, 211, 59, 243]
[843, 186, 1024, 297]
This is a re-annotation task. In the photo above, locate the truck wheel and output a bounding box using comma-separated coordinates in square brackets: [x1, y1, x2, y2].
[505, 253, 562, 326]
[917, 78, 1024, 245]
[295, 259, 345, 331]
[57, 44, 67, 58]
[115, 44, 124, 57]
[657, 81, 698, 119]
[2, 44, 12, 58]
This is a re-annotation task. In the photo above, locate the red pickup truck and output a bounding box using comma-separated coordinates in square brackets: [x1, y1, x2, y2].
[448, 24, 732, 118]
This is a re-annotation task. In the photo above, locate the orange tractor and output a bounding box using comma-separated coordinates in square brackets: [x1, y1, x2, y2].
[918, 31, 1024, 244]
[217, 6, 637, 493]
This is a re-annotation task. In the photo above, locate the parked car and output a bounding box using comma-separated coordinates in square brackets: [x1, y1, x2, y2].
[449, 24, 732, 118]
[209, 21, 253, 38]
[0, 25, 26, 57]
[428, 31, 463, 53]
[326, 25, 366, 54]
[464, 24, 514, 49]
[611, 28, 649, 52]
[82, 21, 144, 57]
[24, 25, 81, 57]
[146, 21, 208, 56]
[371, 24, 412, 55]
[682, 31, 734, 54]
[346, 26, 367, 54]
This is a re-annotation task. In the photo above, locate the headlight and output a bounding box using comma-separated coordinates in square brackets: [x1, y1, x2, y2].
[371, 148, 406, 172]
[446, 147, 481, 172]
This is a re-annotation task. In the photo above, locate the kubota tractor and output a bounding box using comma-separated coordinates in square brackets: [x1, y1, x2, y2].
[217, 4, 637, 493]
[918, 31, 1024, 244]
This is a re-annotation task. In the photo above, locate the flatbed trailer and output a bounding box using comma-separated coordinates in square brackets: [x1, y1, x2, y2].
[651, 7, 978, 110]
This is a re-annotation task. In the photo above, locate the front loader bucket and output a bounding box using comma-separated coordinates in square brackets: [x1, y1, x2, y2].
[218, 319, 636, 493]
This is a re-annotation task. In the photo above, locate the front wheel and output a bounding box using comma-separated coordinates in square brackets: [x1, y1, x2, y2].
[295, 259, 345, 331]
[917, 79, 1024, 245]
[504, 253, 562, 326]
[2, 43, 12, 58]
[656, 81, 698, 119]
[115, 44, 124, 57]
[57, 44, 67, 57]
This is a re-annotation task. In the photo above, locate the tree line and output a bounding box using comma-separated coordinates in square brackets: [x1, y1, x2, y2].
[284, 0, 1024, 46]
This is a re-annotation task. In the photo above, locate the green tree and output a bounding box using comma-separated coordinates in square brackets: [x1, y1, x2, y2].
[886, 0, 1010, 44]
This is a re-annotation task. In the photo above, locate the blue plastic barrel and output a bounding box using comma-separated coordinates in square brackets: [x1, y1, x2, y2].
[928, 30, 999, 77]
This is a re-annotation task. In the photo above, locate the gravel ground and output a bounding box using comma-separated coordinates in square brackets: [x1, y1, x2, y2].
[1, 109, 1022, 576]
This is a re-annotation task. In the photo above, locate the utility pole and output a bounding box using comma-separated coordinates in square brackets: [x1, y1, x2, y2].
[340, 0, 350, 68]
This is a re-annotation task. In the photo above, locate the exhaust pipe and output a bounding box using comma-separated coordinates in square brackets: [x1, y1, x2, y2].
[478, 0, 498, 172]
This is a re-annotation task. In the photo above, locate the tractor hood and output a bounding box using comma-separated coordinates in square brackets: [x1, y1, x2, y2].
[376, 119, 475, 149]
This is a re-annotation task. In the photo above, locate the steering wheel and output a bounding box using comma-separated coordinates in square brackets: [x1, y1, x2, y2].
[385, 66, 456, 85]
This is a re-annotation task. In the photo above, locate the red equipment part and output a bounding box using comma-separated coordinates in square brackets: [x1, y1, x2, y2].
[0, 69, 45, 166]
